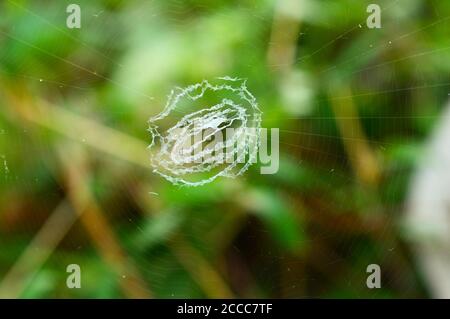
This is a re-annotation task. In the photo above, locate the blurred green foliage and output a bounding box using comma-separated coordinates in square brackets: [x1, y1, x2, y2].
[1, 0, 449, 298]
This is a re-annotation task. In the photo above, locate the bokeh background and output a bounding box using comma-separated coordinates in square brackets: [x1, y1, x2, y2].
[1, 0, 450, 298]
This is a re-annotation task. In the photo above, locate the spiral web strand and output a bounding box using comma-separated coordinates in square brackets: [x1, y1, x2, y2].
[148, 77, 262, 187]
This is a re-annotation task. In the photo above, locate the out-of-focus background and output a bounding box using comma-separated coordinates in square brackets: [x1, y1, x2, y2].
[1, 0, 450, 298]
